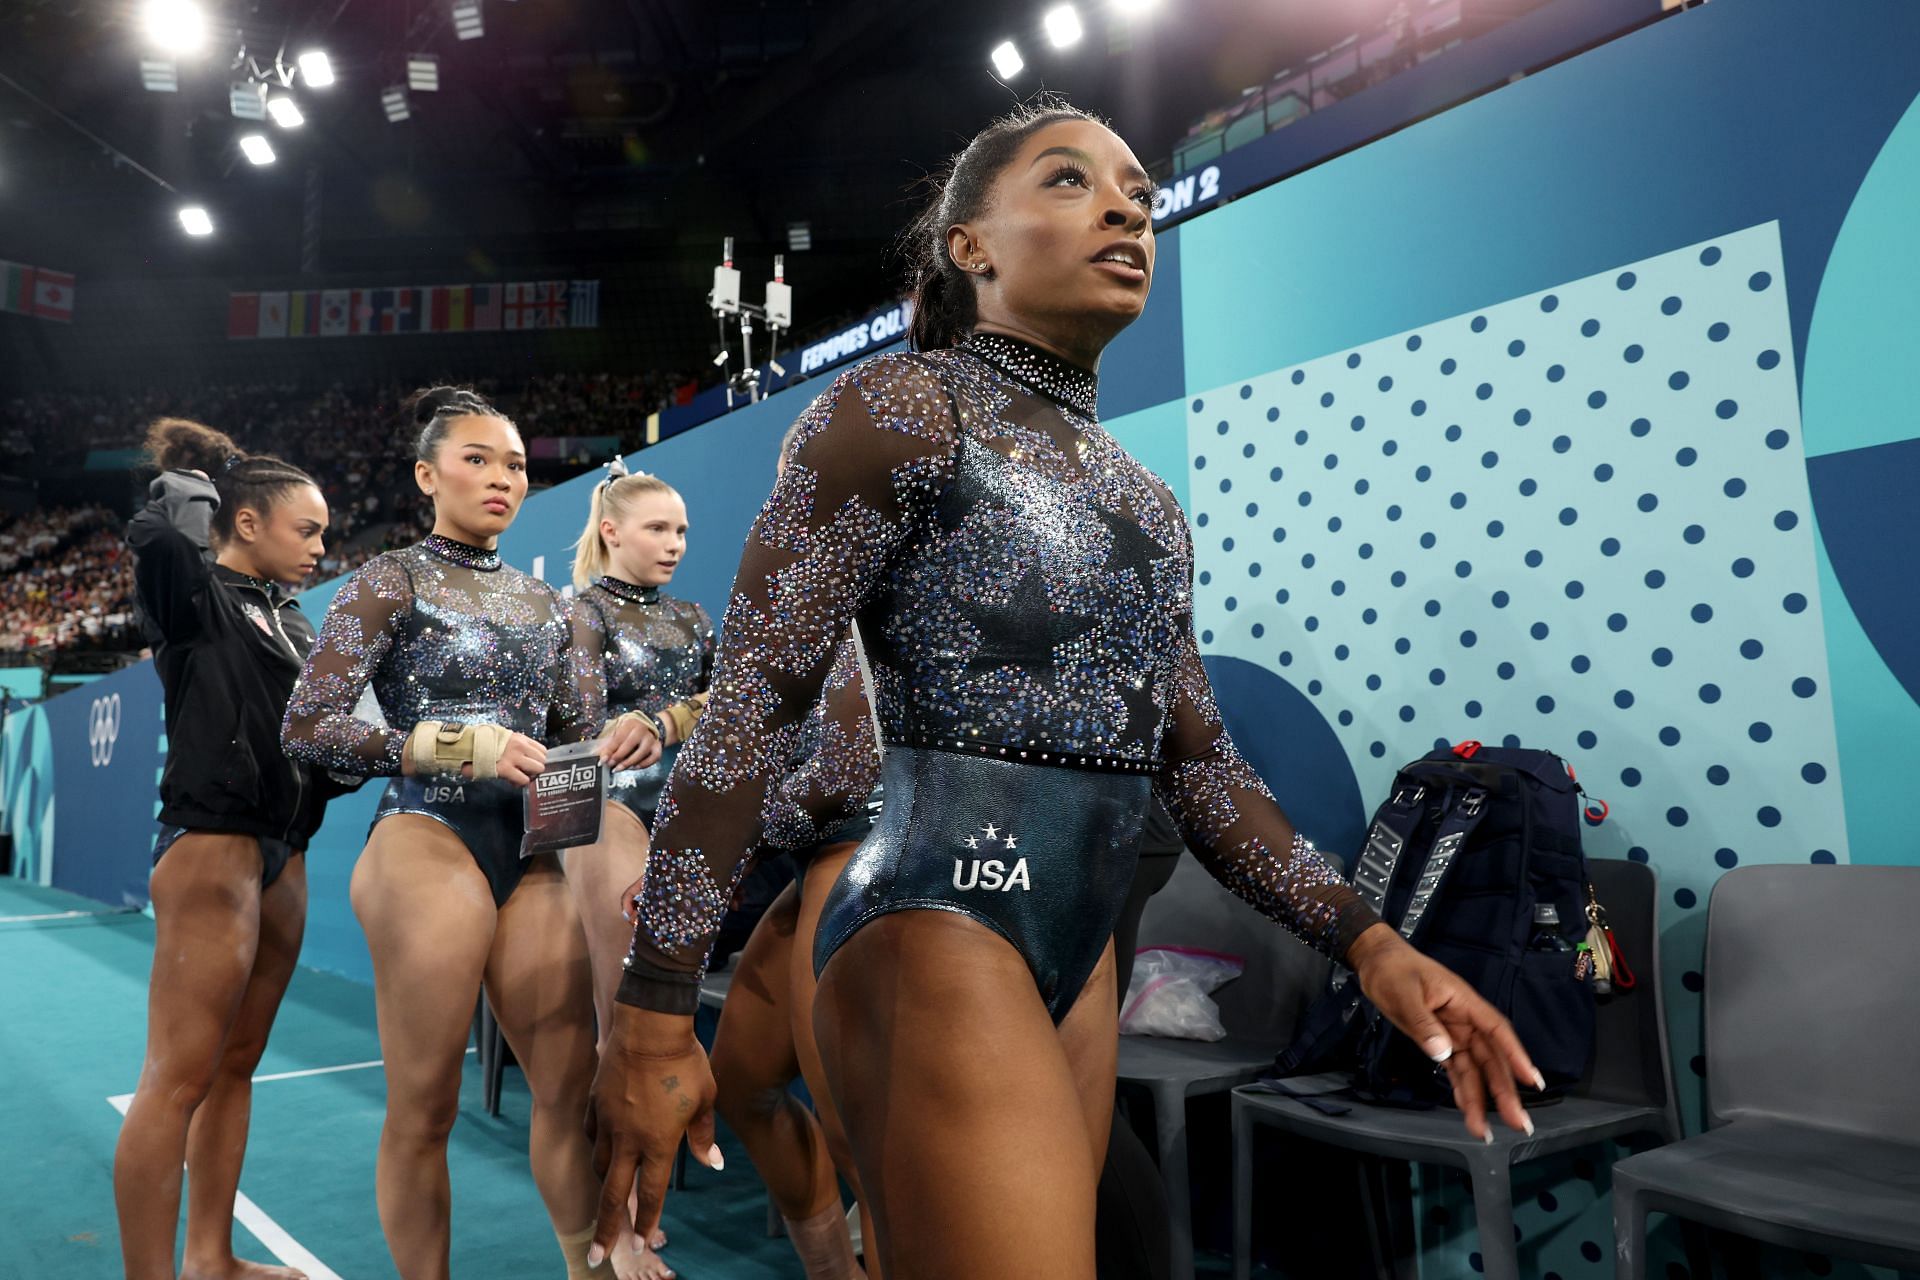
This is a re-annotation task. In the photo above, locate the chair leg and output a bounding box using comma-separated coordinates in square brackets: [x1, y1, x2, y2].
[1611, 1177, 1649, 1280]
[1149, 1083, 1195, 1280]
[1231, 1096, 1254, 1280]
[485, 1010, 506, 1117]
[671, 1140, 688, 1191]
[1465, 1156, 1519, 1280]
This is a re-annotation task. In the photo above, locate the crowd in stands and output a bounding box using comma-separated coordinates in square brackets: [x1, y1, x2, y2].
[0, 507, 140, 654]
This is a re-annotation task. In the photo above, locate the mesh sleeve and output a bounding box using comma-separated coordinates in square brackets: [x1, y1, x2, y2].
[280, 553, 414, 775]
[550, 591, 607, 746]
[760, 632, 883, 852]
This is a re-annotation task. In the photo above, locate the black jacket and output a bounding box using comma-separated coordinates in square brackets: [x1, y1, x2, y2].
[128, 470, 339, 847]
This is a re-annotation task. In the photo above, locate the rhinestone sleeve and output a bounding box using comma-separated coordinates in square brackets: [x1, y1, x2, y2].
[281, 551, 415, 775]
[617, 354, 961, 1012]
[555, 591, 609, 745]
[1151, 519, 1381, 962]
[760, 631, 883, 852]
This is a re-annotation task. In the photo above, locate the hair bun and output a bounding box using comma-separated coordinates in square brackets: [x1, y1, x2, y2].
[409, 386, 470, 426]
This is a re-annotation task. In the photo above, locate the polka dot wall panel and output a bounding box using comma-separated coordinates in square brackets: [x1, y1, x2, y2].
[1186, 221, 1843, 1138]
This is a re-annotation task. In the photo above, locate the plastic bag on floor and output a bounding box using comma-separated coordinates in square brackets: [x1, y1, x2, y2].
[1119, 946, 1246, 1041]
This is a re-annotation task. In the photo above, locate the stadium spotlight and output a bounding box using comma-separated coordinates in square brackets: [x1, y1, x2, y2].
[990, 40, 1024, 78]
[1043, 5, 1084, 48]
[140, 59, 178, 92]
[230, 81, 267, 119]
[266, 95, 304, 128]
[143, 0, 206, 54]
[381, 85, 412, 122]
[178, 205, 214, 236]
[452, 0, 484, 41]
[238, 133, 275, 165]
[297, 50, 334, 87]
[407, 55, 440, 91]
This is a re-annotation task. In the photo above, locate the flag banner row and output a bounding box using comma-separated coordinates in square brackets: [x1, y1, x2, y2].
[1, 260, 77, 323]
[228, 280, 600, 339]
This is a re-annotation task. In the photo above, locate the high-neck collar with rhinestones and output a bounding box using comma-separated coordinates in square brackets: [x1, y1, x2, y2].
[597, 575, 660, 605]
[422, 533, 502, 572]
[962, 331, 1100, 420]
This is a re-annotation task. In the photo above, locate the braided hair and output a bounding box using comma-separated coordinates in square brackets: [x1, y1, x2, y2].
[405, 385, 510, 463]
[143, 417, 318, 547]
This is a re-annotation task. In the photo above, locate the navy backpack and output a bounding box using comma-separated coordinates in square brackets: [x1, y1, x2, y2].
[1273, 741, 1601, 1106]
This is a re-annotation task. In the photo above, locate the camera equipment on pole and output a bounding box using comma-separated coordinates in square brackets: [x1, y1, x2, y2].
[709, 236, 793, 408]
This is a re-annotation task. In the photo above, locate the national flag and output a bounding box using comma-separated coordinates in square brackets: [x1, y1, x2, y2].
[364, 289, 394, 334]
[471, 283, 502, 331]
[228, 292, 261, 339]
[425, 286, 448, 333]
[287, 290, 321, 337]
[569, 279, 600, 329]
[31, 269, 75, 322]
[0, 261, 33, 314]
[257, 291, 289, 339]
[320, 289, 352, 337]
[532, 280, 568, 329]
[441, 284, 472, 332]
[386, 287, 418, 334]
[503, 282, 531, 331]
[350, 290, 376, 335]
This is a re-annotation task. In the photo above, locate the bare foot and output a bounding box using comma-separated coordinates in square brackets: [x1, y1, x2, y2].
[649, 1225, 669, 1250]
[180, 1258, 308, 1280]
[610, 1228, 675, 1280]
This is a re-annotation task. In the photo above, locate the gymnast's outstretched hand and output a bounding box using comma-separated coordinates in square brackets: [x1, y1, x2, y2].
[585, 1006, 723, 1269]
[1346, 922, 1545, 1142]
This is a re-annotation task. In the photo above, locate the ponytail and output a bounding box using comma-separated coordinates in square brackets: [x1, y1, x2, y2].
[571, 470, 681, 589]
[144, 417, 316, 547]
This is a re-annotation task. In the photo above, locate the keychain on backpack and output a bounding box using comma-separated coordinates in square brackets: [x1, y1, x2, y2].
[1583, 882, 1636, 995]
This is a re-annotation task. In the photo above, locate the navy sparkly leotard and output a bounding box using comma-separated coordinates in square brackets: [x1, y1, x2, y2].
[282, 534, 596, 905]
[618, 333, 1380, 1022]
[574, 576, 714, 825]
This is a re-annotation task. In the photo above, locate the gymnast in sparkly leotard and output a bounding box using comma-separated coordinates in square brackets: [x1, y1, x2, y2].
[586, 105, 1545, 1278]
[284, 387, 650, 1280]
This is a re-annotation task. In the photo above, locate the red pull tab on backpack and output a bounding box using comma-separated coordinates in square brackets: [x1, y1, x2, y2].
[1452, 740, 1482, 759]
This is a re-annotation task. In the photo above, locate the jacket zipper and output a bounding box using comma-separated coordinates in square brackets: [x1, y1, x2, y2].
[235, 579, 307, 842]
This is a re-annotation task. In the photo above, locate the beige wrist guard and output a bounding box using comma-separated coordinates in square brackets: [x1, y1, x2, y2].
[406, 720, 514, 780]
[659, 690, 709, 745]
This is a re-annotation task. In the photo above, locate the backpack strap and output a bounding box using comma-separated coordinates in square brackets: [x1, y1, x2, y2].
[1330, 779, 1429, 992]
[1397, 785, 1490, 946]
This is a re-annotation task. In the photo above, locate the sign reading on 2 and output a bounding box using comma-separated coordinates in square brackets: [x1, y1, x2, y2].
[88, 693, 121, 767]
[1152, 165, 1223, 223]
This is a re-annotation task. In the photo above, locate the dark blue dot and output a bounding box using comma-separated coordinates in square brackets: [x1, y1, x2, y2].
[1492, 591, 1511, 608]
[1267, 407, 1281, 422]
[1362, 608, 1378, 624]
[1337, 709, 1351, 724]
[1757, 806, 1782, 828]
[1637, 493, 1659, 513]
[1652, 647, 1673, 666]
[1386, 504, 1401, 520]
[1222, 537, 1235, 552]
[1303, 615, 1319, 630]
[1748, 270, 1772, 292]
[1399, 705, 1416, 723]
[1783, 592, 1808, 614]
[1601, 537, 1621, 557]
[1471, 315, 1488, 332]
[1812, 849, 1837, 865]
[1708, 321, 1730, 341]
[1346, 352, 1362, 369]
[1275, 588, 1290, 604]
[1716, 399, 1739, 420]
[1324, 453, 1339, 470]
[1350, 415, 1366, 432]
[1298, 491, 1311, 507]
[1320, 392, 1334, 408]
[1792, 676, 1817, 697]
[1731, 557, 1754, 578]
[1700, 683, 1722, 703]
[1723, 477, 1747, 498]
[1614, 689, 1635, 709]
[1358, 542, 1374, 558]
[1627, 847, 1649, 864]
[1327, 517, 1342, 533]
[1365, 674, 1381, 690]
[1370, 741, 1386, 758]
[1538, 1191, 1559, 1212]
[1195, 456, 1207, 471]
[1353, 479, 1370, 496]
[1301, 553, 1315, 569]
[1675, 888, 1697, 910]
[1196, 513, 1209, 527]
[1577, 729, 1597, 747]
[1487, 520, 1505, 537]
[1507, 338, 1525, 357]
[1441, 357, 1457, 375]
[1558, 507, 1579, 527]
[1476, 382, 1494, 401]
[1191, 398, 1205, 412]
[1465, 700, 1483, 718]
[1645, 570, 1666, 589]
[1547, 363, 1566, 382]
[1223, 596, 1238, 612]
[1607, 612, 1628, 632]
[1497, 662, 1516, 680]
[1520, 478, 1538, 496]
[1531, 621, 1550, 640]
[1525, 549, 1544, 568]
[1394, 638, 1412, 655]
[1765, 429, 1789, 450]
[1219, 478, 1232, 493]
[1269, 466, 1283, 481]
[1616, 272, 1637, 290]
[1565, 580, 1585, 599]
[1554, 435, 1573, 454]
[1217, 420, 1230, 435]
[1481, 451, 1499, 469]
[1667, 807, 1687, 827]
[1429, 668, 1446, 686]
[1669, 370, 1691, 390]
[1684, 524, 1706, 545]
[1683, 969, 1706, 991]
[1270, 526, 1286, 543]
[1200, 629, 1213, 644]
[1414, 465, 1432, 482]
[1251, 622, 1265, 637]
[1279, 649, 1293, 665]
[1661, 295, 1682, 315]
[1625, 771, 1645, 790]
[1594, 463, 1615, 482]
[1540, 294, 1559, 313]
[1308, 679, 1322, 694]
[1295, 429, 1309, 446]
[1775, 510, 1799, 531]
[1623, 344, 1644, 363]
[1391, 570, 1407, 587]
[1740, 638, 1763, 659]
[1513, 408, 1532, 426]
[1450, 492, 1468, 511]
[1571, 655, 1591, 673]
[1588, 390, 1608, 410]
[1660, 725, 1681, 746]
[1700, 245, 1723, 265]
[1239, 384, 1253, 399]
[1757, 349, 1781, 370]
[1406, 334, 1422, 351]
[1537, 695, 1556, 714]
[1460, 629, 1478, 647]
[1470, 1254, 1484, 1275]
[1424, 599, 1441, 617]
[1707, 765, 1730, 785]
[1802, 762, 1827, 784]
[1676, 447, 1698, 467]
[1243, 443, 1256, 458]
[1749, 721, 1773, 743]
[1630, 417, 1652, 437]
[1198, 570, 1212, 586]
[1383, 440, 1399, 457]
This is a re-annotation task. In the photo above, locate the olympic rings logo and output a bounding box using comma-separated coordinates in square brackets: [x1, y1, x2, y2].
[88, 693, 121, 767]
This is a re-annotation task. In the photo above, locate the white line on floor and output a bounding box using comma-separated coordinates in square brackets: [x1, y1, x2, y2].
[0, 908, 139, 923]
[106, 1047, 475, 1109]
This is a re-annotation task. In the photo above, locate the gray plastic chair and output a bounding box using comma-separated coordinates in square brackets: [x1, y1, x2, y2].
[1232, 857, 1683, 1280]
[1119, 856, 1334, 1280]
[1611, 864, 1920, 1278]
